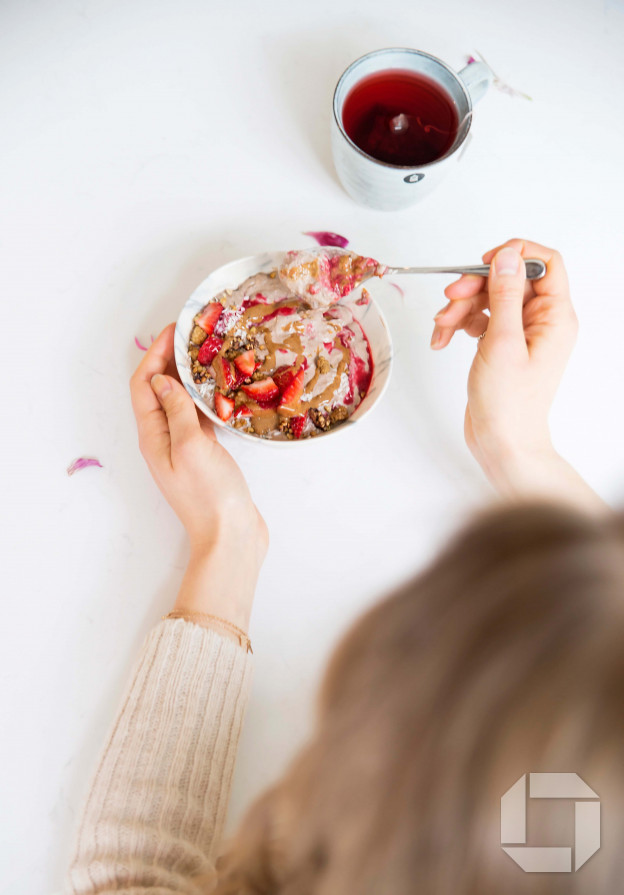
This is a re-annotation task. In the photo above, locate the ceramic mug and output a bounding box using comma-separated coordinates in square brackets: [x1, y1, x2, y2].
[331, 48, 492, 211]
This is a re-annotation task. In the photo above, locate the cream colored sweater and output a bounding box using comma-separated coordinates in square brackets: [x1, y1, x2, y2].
[66, 618, 253, 894]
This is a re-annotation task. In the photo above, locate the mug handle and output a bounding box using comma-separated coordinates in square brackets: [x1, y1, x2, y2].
[458, 61, 493, 105]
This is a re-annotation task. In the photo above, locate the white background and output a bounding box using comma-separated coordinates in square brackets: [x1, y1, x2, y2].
[1, 1, 623, 891]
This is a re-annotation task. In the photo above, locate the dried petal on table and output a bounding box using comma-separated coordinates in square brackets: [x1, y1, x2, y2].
[67, 457, 103, 476]
[302, 231, 349, 248]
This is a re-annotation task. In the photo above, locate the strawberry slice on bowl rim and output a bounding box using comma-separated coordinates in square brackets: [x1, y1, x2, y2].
[214, 392, 235, 421]
[195, 301, 224, 336]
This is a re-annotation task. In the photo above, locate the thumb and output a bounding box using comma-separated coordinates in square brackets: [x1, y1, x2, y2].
[151, 374, 199, 449]
[485, 247, 527, 347]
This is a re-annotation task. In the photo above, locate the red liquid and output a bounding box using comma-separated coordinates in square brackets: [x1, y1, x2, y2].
[342, 69, 459, 166]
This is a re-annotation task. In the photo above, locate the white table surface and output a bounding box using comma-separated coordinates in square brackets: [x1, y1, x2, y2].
[2, 0, 624, 891]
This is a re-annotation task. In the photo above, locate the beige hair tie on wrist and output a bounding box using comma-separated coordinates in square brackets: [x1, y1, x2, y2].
[163, 610, 252, 653]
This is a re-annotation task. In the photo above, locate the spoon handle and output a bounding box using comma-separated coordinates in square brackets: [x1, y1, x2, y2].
[386, 259, 546, 280]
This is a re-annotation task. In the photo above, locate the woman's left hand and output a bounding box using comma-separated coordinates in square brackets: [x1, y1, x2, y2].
[130, 324, 268, 627]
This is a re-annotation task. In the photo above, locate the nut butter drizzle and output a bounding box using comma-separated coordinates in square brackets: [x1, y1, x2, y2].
[211, 295, 351, 423]
[300, 342, 350, 411]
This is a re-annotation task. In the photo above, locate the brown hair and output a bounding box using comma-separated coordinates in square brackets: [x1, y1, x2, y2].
[215, 502, 624, 894]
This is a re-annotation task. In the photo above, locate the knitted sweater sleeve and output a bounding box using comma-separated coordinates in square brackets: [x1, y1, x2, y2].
[65, 618, 253, 894]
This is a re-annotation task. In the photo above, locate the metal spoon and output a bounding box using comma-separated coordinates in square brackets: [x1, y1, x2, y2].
[380, 259, 546, 281]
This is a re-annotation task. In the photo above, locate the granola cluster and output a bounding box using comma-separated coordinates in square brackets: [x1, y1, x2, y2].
[308, 406, 349, 431]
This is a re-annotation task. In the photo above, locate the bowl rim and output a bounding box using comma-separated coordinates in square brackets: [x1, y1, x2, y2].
[174, 250, 394, 448]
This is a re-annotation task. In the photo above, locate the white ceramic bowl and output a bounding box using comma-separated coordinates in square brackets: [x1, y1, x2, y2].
[174, 251, 393, 446]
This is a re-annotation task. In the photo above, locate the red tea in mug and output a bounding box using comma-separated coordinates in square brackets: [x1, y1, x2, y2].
[342, 69, 459, 166]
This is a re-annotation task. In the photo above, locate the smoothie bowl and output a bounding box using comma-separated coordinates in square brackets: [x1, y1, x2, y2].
[174, 249, 393, 444]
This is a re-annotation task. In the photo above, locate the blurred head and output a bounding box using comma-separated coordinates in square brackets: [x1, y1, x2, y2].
[215, 503, 624, 894]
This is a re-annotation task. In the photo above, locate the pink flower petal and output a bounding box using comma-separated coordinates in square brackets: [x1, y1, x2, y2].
[135, 337, 148, 351]
[303, 231, 349, 248]
[67, 457, 103, 476]
[467, 55, 477, 65]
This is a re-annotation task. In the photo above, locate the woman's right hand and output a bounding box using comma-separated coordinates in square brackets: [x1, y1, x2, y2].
[431, 239, 603, 511]
[432, 238, 577, 474]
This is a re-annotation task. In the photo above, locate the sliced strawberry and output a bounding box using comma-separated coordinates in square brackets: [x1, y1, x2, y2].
[234, 349, 256, 378]
[220, 357, 234, 389]
[279, 367, 305, 408]
[219, 358, 234, 389]
[290, 414, 307, 439]
[242, 377, 280, 407]
[273, 359, 308, 394]
[218, 357, 245, 391]
[214, 392, 235, 421]
[233, 404, 252, 417]
[197, 335, 224, 366]
[195, 302, 224, 335]
[273, 365, 297, 392]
